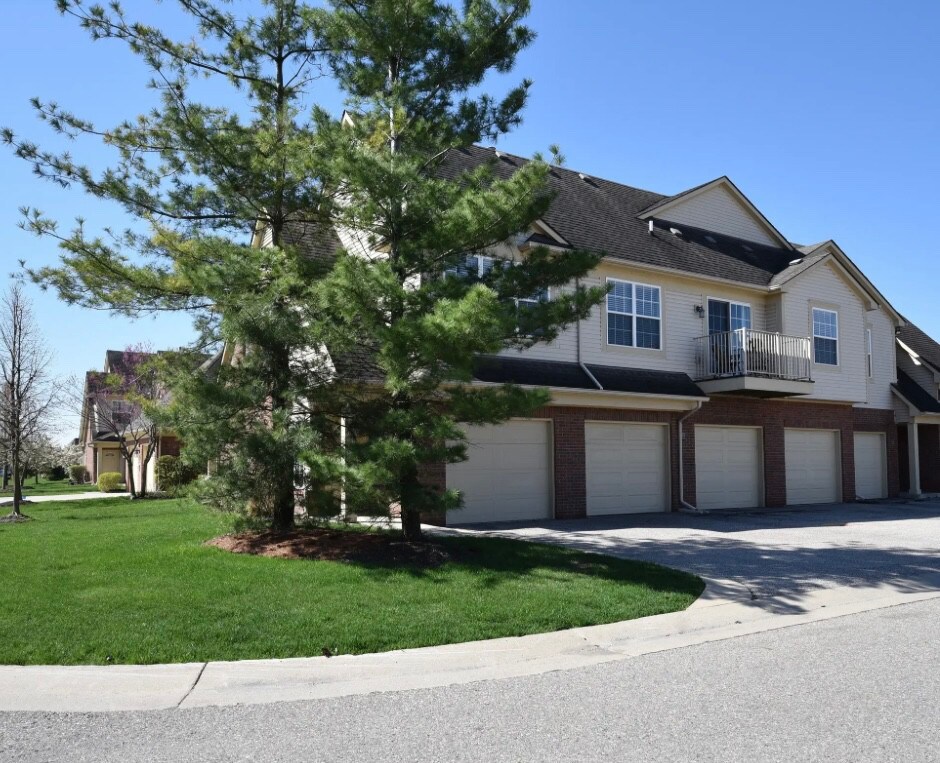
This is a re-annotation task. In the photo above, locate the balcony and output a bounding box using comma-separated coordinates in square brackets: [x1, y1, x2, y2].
[693, 329, 814, 397]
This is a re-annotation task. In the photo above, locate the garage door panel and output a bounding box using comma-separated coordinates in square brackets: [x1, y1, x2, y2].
[854, 432, 887, 500]
[447, 421, 552, 525]
[586, 423, 669, 515]
[695, 426, 762, 510]
[785, 429, 840, 505]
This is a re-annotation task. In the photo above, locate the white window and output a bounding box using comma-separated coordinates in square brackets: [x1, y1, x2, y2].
[813, 308, 839, 365]
[445, 254, 495, 278]
[517, 286, 549, 313]
[607, 279, 661, 349]
[865, 328, 873, 378]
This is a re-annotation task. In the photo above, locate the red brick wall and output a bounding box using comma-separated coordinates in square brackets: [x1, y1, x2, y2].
[531, 405, 681, 519]
[159, 436, 181, 458]
[683, 398, 859, 507]
[417, 462, 447, 526]
[432, 400, 900, 526]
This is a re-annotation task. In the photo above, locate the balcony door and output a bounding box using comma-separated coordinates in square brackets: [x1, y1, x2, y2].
[707, 299, 752, 376]
[708, 299, 751, 335]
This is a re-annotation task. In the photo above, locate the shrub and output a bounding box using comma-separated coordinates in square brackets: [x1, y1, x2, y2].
[155, 455, 197, 495]
[45, 465, 67, 481]
[69, 465, 87, 484]
[97, 472, 124, 493]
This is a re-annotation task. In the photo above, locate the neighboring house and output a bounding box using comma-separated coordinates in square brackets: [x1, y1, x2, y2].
[893, 322, 940, 495]
[78, 350, 181, 489]
[286, 146, 913, 525]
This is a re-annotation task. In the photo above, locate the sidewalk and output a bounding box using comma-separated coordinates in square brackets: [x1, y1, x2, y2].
[3, 573, 940, 714]
[3, 491, 132, 504]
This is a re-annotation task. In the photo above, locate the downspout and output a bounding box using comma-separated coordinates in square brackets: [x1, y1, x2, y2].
[576, 278, 603, 390]
[677, 401, 703, 513]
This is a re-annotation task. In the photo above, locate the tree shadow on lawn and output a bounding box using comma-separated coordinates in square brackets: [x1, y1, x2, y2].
[467, 530, 940, 615]
[205, 528, 705, 599]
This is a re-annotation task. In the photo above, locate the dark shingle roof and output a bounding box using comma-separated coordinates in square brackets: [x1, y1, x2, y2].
[768, 250, 829, 288]
[472, 355, 705, 398]
[282, 220, 344, 268]
[898, 322, 940, 374]
[893, 369, 940, 414]
[436, 146, 798, 287]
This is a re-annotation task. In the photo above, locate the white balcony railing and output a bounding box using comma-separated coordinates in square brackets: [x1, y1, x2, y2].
[694, 329, 812, 382]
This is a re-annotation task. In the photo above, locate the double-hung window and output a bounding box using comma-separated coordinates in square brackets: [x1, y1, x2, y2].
[812, 308, 839, 365]
[865, 328, 873, 378]
[446, 254, 495, 279]
[606, 279, 661, 349]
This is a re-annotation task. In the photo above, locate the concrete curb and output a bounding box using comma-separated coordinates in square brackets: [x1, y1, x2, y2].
[3, 575, 940, 714]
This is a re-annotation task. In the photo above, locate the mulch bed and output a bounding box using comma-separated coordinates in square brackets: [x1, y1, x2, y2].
[0, 512, 33, 524]
[207, 528, 452, 568]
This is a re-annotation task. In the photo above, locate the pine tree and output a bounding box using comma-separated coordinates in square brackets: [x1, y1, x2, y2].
[310, 0, 607, 540]
[3, 0, 337, 528]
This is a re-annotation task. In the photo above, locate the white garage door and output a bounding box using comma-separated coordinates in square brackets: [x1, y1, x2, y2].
[585, 422, 669, 515]
[785, 429, 841, 505]
[446, 420, 552, 524]
[854, 432, 887, 500]
[695, 426, 762, 510]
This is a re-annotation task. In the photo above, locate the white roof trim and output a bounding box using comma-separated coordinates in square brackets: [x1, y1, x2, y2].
[637, 176, 793, 250]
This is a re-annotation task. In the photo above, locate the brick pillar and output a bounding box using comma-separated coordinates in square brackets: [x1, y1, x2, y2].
[764, 423, 786, 507]
[839, 422, 856, 503]
[681, 416, 697, 508]
[551, 408, 586, 519]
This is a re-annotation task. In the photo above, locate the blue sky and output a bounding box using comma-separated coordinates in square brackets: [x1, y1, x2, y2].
[2, 1, 939, 440]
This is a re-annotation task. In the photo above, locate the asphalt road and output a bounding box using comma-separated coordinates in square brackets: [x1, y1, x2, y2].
[2, 596, 938, 763]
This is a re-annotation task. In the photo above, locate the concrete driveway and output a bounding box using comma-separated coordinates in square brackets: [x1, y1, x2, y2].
[455, 500, 940, 612]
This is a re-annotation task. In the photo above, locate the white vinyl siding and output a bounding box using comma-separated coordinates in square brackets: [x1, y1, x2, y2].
[813, 308, 839, 366]
[585, 422, 669, 514]
[695, 426, 762, 510]
[652, 184, 780, 246]
[446, 421, 552, 524]
[779, 261, 871, 404]
[854, 432, 887, 500]
[785, 429, 841, 505]
[606, 279, 661, 349]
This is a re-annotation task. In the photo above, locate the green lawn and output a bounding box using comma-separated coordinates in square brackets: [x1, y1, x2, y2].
[1, 478, 101, 497]
[0, 498, 703, 665]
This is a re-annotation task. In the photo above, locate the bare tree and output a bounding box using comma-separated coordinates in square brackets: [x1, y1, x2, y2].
[0, 283, 60, 518]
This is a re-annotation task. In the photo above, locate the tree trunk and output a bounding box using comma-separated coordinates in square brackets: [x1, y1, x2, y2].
[399, 464, 424, 542]
[11, 451, 21, 517]
[401, 506, 422, 542]
[122, 447, 136, 497]
[270, 454, 296, 531]
[138, 445, 149, 498]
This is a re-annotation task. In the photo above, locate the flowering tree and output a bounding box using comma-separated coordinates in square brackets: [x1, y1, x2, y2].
[86, 347, 162, 497]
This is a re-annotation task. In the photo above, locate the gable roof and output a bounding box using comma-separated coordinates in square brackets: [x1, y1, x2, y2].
[893, 368, 940, 415]
[636, 176, 794, 250]
[765, 240, 903, 322]
[287, 144, 898, 312]
[437, 146, 798, 288]
[897, 321, 940, 375]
